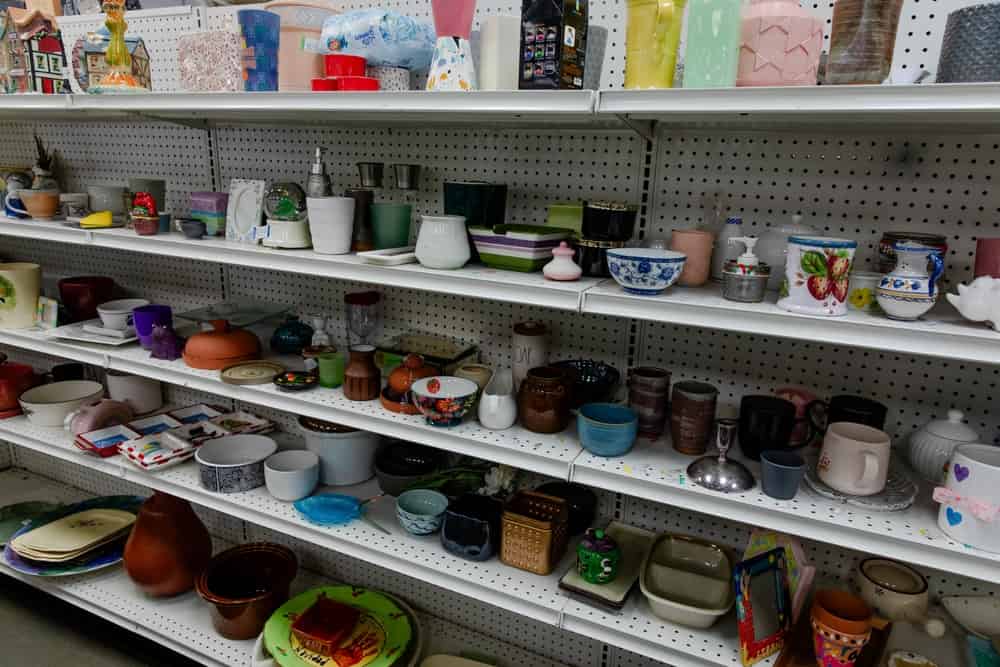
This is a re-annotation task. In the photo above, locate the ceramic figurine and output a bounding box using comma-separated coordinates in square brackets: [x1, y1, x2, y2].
[777, 236, 857, 317]
[543, 241, 582, 281]
[876, 242, 944, 321]
[946, 276, 1000, 330]
[73, 28, 151, 92]
[4, 8, 70, 94]
[577, 528, 620, 584]
[150, 323, 184, 361]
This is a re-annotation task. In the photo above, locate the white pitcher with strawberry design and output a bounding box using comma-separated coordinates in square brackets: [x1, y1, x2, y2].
[777, 236, 858, 316]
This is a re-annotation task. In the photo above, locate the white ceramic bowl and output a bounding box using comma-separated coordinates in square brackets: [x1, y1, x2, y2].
[606, 248, 686, 295]
[195, 435, 278, 494]
[96, 298, 150, 330]
[18, 380, 104, 426]
[264, 450, 320, 502]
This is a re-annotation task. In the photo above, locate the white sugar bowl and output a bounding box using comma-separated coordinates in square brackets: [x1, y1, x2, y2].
[908, 410, 980, 483]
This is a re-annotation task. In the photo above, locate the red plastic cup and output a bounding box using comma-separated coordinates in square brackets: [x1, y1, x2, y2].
[311, 78, 338, 91]
[324, 54, 366, 78]
[334, 76, 379, 91]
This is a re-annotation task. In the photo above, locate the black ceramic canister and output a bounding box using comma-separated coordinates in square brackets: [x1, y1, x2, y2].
[581, 201, 638, 242]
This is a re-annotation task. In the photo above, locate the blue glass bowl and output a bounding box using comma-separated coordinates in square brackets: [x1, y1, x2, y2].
[606, 248, 686, 296]
[578, 403, 638, 457]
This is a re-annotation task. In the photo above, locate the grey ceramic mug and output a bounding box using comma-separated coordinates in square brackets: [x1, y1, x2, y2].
[760, 450, 806, 500]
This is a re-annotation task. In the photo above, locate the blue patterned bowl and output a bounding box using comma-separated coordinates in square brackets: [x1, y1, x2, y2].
[396, 489, 449, 535]
[606, 248, 686, 295]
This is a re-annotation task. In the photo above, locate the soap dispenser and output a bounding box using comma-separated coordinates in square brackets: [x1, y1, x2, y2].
[721, 236, 770, 303]
[306, 147, 332, 198]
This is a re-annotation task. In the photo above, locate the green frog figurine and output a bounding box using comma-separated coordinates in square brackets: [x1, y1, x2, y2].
[577, 528, 621, 585]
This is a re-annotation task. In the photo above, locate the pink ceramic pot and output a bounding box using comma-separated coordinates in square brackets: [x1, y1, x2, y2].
[737, 0, 823, 87]
[670, 229, 715, 287]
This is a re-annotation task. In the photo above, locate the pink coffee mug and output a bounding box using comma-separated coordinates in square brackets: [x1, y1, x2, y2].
[670, 229, 715, 287]
[817, 422, 891, 496]
[974, 238, 1000, 279]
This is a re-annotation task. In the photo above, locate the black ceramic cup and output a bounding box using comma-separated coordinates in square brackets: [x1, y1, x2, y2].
[581, 201, 638, 242]
[441, 494, 502, 562]
[808, 395, 887, 432]
[738, 395, 797, 461]
[50, 362, 85, 382]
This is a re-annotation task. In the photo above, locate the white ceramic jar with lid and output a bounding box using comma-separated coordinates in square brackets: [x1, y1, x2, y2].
[908, 410, 980, 483]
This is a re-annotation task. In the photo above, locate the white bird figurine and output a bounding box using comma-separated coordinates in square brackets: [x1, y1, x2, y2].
[946, 276, 1000, 330]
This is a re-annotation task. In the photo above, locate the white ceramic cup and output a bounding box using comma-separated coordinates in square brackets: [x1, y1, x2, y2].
[105, 371, 162, 415]
[817, 421, 891, 496]
[265, 450, 320, 502]
[415, 214, 470, 270]
[938, 444, 1000, 553]
[96, 298, 149, 330]
[306, 197, 355, 255]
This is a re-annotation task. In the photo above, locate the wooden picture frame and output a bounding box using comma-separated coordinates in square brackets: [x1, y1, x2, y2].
[734, 547, 792, 666]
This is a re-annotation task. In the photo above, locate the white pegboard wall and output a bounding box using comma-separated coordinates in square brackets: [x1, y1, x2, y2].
[647, 129, 999, 287]
[636, 321, 1000, 448]
[0, 120, 213, 216]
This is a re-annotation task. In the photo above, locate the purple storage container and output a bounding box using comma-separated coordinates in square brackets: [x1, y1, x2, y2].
[189, 192, 230, 214]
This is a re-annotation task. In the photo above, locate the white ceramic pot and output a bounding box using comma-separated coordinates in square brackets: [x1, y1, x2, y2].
[96, 298, 150, 331]
[298, 418, 380, 486]
[777, 236, 857, 316]
[264, 450, 320, 502]
[18, 380, 105, 426]
[306, 196, 355, 255]
[478, 367, 517, 430]
[908, 410, 979, 483]
[937, 444, 1000, 553]
[853, 557, 928, 623]
[876, 242, 945, 321]
[415, 215, 470, 270]
[105, 372, 163, 415]
[817, 421, 891, 496]
[0, 263, 41, 330]
[846, 271, 882, 313]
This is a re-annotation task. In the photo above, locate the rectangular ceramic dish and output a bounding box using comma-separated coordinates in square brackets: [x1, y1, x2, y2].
[468, 224, 572, 272]
[639, 533, 735, 629]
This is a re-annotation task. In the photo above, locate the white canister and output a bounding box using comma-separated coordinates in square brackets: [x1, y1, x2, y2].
[415, 214, 470, 270]
[512, 321, 548, 390]
[306, 196, 355, 255]
[937, 444, 1000, 553]
[0, 263, 40, 329]
[777, 236, 857, 316]
[105, 371, 163, 415]
[908, 410, 980, 483]
[298, 417, 380, 486]
[479, 16, 520, 90]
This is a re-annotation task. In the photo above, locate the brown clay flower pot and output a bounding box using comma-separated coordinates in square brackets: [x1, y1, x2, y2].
[124, 492, 212, 597]
[810, 589, 873, 667]
[196, 542, 298, 640]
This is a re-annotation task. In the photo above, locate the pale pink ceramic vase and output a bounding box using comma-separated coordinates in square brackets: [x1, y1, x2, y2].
[737, 0, 823, 87]
[670, 229, 715, 287]
[431, 0, 476, 38]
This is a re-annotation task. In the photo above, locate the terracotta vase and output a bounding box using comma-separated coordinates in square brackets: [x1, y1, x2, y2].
[810, 589, 873, 667]
[518, 366, 572, 434]
[670, 229, 715, 287]
[343, 344, 380, 401]
[123, 492, 213, 597]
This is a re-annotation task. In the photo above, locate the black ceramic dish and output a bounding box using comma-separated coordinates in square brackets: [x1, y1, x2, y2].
[273, 372, 318, 392]
[535, 481, 597, 536]
[581, 201, 638, 242]
[441, 494, 503, 562]
[374, 441, 443, 496]
[551, 359, 621, 408]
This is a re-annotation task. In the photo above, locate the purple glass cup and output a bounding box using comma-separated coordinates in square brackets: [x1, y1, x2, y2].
[132, 305, 172, 350]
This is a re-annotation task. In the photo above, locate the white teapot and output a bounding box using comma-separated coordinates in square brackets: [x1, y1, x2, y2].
[946, 276, 1000, 330]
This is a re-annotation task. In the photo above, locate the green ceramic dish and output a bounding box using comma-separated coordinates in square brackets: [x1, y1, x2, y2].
[0, 501, 63, 545]
[264, 585, 411, 667]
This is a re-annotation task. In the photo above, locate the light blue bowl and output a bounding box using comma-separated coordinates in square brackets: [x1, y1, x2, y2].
[578, 403, 638, 457]
[606, 248, 686, 295]
[396, 489, 449, 535]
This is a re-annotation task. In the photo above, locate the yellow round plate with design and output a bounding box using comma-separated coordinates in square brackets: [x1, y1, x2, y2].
[221, 360, 285, 385]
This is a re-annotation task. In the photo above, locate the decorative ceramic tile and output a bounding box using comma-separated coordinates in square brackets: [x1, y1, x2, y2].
[177, 30, 241, 93]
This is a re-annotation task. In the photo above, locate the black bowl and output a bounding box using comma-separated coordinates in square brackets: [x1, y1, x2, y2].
[375, 440, 443, 477]
[551, 359, 621, 408]
[536, 482, 597, 536]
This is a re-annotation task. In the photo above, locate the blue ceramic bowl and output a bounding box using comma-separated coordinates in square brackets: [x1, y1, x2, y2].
[578, 403, 638, 457]
[396, 489, 449, 535]
[606, 248, 686, 295]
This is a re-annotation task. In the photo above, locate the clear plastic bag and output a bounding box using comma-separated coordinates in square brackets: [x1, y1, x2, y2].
[319, 9, 436, 70]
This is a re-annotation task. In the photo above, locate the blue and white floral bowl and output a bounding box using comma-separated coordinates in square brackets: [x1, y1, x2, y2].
[606, 248, 687, 295]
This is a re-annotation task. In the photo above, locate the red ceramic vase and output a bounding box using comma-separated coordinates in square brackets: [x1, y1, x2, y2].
[123, 492, 213, 597]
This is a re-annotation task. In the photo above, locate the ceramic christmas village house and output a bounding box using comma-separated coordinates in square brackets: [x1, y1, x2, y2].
[76, 28, 150, 91]
[0, 7, 69, 93]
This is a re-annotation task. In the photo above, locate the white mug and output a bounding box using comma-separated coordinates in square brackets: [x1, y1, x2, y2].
[818, 421, 891, 496]
[306, 197, 355, 255]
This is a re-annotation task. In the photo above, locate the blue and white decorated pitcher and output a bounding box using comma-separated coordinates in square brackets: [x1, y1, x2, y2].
[876, 242, 944, 321]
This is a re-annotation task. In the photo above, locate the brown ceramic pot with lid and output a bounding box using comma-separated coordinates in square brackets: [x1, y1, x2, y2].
[518, 366, 573, 434]
[123, 491, 212, 597]
[182, 319, 261, 370]
[382, 353, 436, 414]
[343, 344, 380, 401]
